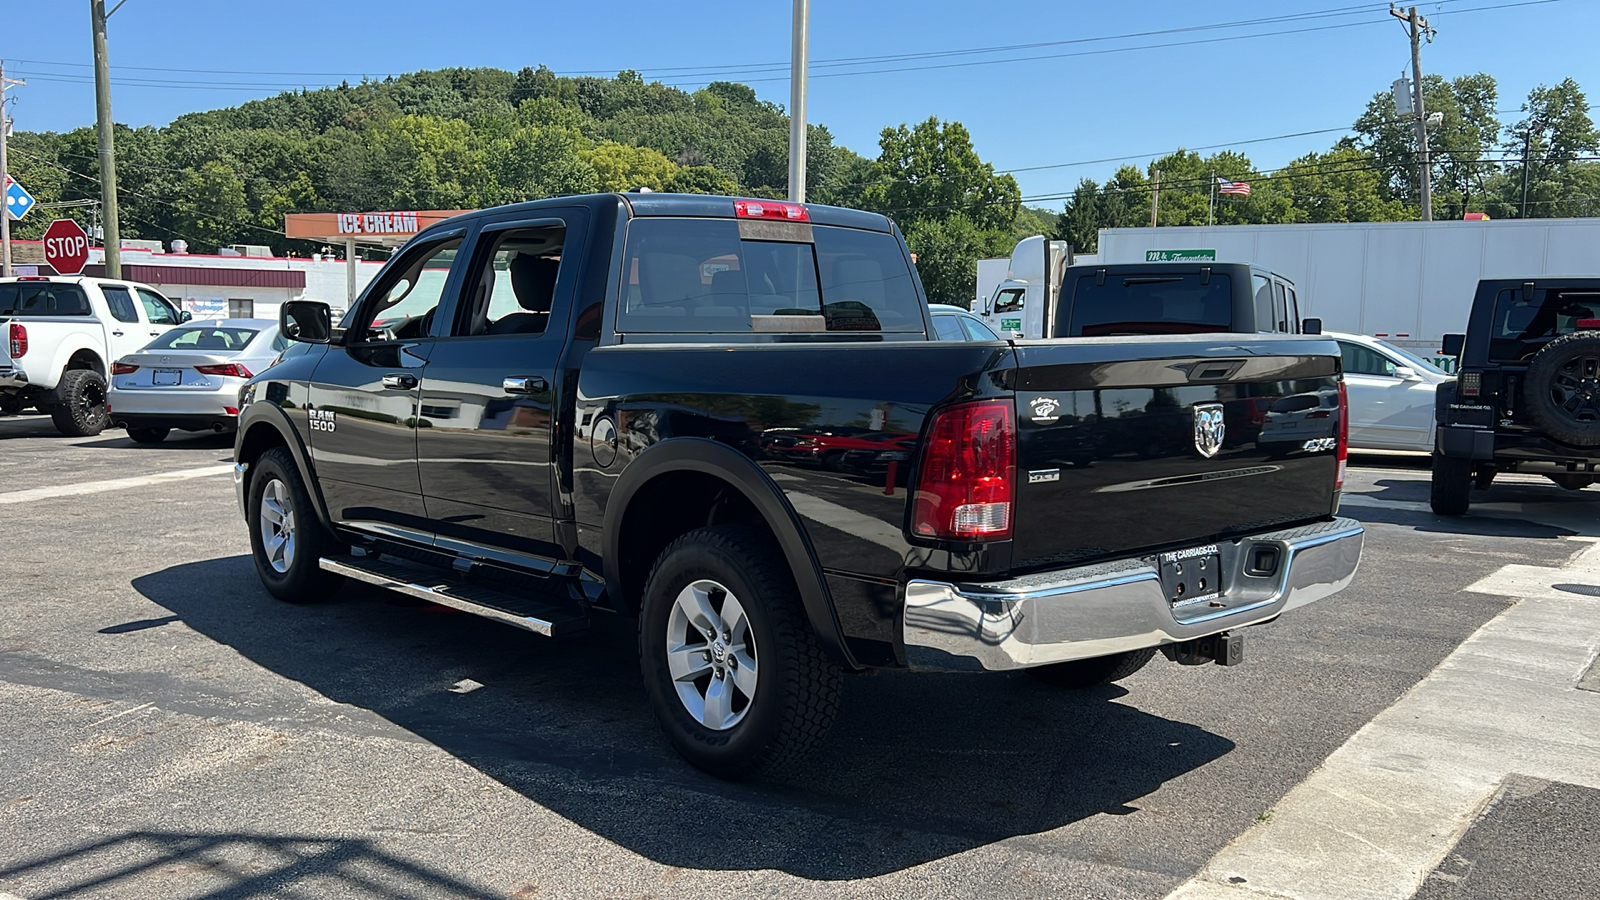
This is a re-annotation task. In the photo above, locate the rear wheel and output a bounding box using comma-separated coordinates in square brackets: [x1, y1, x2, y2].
[1027, 648, 1156, 689]
[1430, 453, 1474, 516]
[639, 525, 842, 779]
[248, 447, 345, 603]
[126, 426, 170, 444]
[50, 369, 109, 437]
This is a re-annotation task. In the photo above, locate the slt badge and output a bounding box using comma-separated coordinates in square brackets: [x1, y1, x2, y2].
[1029, 396, 1061, 424]
[1192, 403, 1225, 458]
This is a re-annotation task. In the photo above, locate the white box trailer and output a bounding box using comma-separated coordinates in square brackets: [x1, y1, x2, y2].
[1096, 218, 1600, 358]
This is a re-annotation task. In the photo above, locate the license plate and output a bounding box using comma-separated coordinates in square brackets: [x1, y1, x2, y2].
[152, 368, 182, 386]
[1159, 544, 1222, 608]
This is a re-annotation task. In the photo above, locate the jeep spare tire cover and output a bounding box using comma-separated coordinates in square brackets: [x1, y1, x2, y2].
[1523, 331, 1600, 447]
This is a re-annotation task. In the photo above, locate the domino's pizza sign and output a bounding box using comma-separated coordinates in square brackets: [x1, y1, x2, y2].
[5, 175, 35, 221]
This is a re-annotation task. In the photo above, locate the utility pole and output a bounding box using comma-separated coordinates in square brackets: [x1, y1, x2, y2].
[1, 62, 26, 278]
[787, 0, 809, 203]
[1520, 132, 1532, 218]
[1391, 4, 1434, 221]
[91, 0, 125, 277]
[1149, 169, 1161, 228]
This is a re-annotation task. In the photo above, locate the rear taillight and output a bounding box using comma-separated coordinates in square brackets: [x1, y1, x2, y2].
[1336, 380, 1349, 491]
[1460, 370, 1481, 397]
[8, 323, 25, 358]
[912, 399, 1015, 540]
[111, 361, 139, 375]
[194, 363, 252, 378]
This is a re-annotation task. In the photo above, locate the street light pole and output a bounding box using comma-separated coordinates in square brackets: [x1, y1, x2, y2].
[787, 0, 809, 203]
[91, 0, 124, 277]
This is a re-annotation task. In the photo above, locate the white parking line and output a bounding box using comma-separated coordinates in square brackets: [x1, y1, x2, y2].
[0, 465, 234, 505]
[1165, 542, 1600, 900]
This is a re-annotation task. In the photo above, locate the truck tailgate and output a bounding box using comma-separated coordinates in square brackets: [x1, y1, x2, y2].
[1009, 336, 1342, 569]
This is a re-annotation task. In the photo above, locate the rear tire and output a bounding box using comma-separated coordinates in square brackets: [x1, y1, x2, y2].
[1430, 453, 1473, 516]
[639, 525, 842, 779]
[50, 369, 109, 437]
[1027, 647, 1156, 689]
[126, 427, 170, 444]
[247, 447, 345, 603]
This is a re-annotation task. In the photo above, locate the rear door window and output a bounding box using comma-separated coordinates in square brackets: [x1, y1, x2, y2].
[0, 282, 92, 316]
[100, 286, 141, 323]
[1065, 271, 1233, 337]
[932, 315, 965, 341]
[1489, 288, 1600, 361]
[618, 218, 923, 333]
[1252, 274, 1274, 333]
[1272, 282, 1289, 332]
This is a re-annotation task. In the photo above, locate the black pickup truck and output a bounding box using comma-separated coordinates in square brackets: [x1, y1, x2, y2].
[234, 192, 1364, 778]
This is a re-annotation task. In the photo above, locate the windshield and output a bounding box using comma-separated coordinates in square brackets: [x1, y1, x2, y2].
[145, 326, 262, 351]
[1062, 272, 1233, 337]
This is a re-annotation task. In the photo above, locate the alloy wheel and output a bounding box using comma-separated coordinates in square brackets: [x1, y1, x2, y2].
[1550, 354, 1600, 423]
[665, 579, 758, 730]
[258, 478, 297, 574]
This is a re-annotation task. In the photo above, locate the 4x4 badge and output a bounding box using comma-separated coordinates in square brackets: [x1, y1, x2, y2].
[1029, 396, 1060, 424]
[1193, 403, 1225, 458]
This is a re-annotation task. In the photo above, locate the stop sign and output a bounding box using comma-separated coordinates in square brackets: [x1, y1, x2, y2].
[43, 218, 90, 276]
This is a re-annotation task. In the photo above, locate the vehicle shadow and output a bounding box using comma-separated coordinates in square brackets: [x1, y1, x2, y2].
[74, 431, 235, 450]
[132, 556, 1234, 881]
[1349, 477, 1584, 539]
[0, 830, 501, 899]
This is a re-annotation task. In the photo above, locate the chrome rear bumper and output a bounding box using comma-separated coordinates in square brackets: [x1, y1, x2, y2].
[902, 517, 1364, 672]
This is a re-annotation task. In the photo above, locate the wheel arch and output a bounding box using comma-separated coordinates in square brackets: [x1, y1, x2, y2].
[43, 336, 105, 388]
[235, 403, 333, 530]
[603, 438, 858, 670]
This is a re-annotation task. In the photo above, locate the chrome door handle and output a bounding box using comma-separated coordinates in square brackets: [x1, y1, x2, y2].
[503, 375, 548, 395]
[382, 373, 418, 390]
[111, 330, 125, 336]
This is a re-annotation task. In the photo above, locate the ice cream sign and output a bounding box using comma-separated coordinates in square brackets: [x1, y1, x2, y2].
[336, 212, 422, 235]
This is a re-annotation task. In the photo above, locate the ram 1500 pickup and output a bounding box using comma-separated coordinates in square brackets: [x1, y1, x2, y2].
[234, 192, 1364, 778]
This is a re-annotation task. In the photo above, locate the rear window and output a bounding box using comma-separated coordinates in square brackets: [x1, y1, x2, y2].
[0, 282, 91, 316]
[1063, 272, 1233, 337]
[617, 219, 923, 333]
[145, 326, 262, 351]
[1489, 288, 1600, 361]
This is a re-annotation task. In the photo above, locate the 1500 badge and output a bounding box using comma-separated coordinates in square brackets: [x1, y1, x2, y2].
[309, 409, 337, 432]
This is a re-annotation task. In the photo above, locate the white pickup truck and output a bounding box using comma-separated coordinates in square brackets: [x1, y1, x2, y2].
[0, 275, 190, 435]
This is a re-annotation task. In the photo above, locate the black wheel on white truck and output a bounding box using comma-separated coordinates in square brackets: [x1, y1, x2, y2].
[638, 525, 842, 779]
[50, 369, 110, 437]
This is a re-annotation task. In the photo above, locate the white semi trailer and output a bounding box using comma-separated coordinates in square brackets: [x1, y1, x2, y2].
[1094, 218, 1600, 357]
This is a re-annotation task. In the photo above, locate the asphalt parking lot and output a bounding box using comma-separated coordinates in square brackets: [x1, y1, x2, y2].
[1, 410, 1597, 900]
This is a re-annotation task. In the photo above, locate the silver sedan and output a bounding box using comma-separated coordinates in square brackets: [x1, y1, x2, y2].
[108, 318, 285, 443]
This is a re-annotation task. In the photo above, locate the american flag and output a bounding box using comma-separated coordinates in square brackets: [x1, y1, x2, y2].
[1217, 177, 1251, 196]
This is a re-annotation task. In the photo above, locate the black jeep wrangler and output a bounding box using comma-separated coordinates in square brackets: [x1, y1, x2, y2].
[1433, 278, 1600, 515]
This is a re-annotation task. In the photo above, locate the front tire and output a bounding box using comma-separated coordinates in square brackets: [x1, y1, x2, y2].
[50, 369, 109, 436]
[126, 426, 170, 444]
[1430, 453, 1473, 516]
[1027, 647, 1156, 688]
[639, 525, 842, 779]
[247, 447, 345, 603]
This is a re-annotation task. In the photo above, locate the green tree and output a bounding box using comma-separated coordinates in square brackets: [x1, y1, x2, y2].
[1280, 148, 1408, 223]
[1352, 73, 1502, 216]
[1495, 78, 1600, 218]
[859, 117, 1020, 305]
[585, 141, 679, 192]
[174, 160, 249, 252]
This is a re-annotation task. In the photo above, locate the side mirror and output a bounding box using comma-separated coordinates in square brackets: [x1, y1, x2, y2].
[1440, 333, 1465, 357]
[1393, 365, 1420, 380]
[281, 300, 333, 344]
[178, 310, 193, 323]
[1301, 317, 1323, 335]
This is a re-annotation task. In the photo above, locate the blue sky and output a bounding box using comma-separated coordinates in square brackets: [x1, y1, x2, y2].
[4, 0, 1596, 209]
